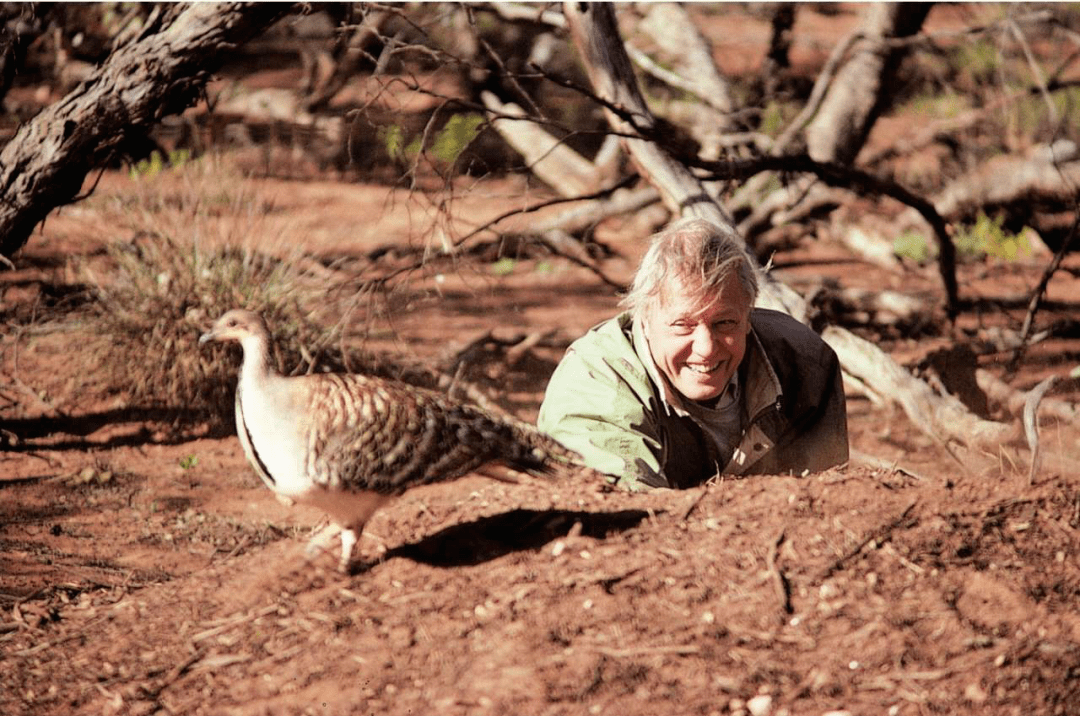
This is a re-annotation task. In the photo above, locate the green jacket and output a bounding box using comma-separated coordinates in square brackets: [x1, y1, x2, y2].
[538, 309, 849, 490]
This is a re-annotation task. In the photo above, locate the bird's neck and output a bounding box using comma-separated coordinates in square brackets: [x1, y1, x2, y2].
[239, 334, 278, 386]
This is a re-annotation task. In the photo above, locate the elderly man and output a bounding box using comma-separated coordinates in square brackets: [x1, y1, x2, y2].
[538, 218, 848, 490]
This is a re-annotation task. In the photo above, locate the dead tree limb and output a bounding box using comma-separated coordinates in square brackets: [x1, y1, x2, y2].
[1007, 211, 1080, 376]
[804, 2, 931, 165]
[481, 91, 609, 197]
[632, 3, 736, 136]
[934, 142, 1080, 219]
[976, 369, 1078, 425]
[0, 2, 294, 260]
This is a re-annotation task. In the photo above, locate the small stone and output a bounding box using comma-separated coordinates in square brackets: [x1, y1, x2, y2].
[964, 682, 988, 703]
[747, 694, 773, 716]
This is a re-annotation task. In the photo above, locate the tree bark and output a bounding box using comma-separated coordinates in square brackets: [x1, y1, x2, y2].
[635, 3, 736, 128]
[0, 2, 293, 261]
[761, 3, 796, 98]
[805, 2, 931, 165]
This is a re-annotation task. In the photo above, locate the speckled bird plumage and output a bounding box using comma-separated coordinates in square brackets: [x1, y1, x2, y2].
[200, 309, 582, 571]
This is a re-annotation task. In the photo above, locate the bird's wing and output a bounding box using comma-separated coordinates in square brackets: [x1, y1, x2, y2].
[294, 374, 496, 494]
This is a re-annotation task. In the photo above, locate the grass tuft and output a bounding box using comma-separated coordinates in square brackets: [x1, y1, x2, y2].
[81, 157, 357, 433]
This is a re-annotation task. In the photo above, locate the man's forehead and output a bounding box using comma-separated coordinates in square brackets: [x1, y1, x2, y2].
[654, 278, 747, 318]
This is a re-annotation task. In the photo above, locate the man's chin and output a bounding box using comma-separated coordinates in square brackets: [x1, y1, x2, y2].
[674, 377, 725, 403]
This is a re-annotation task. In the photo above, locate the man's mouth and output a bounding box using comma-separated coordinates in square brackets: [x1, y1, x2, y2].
[686, 361, 722, 375]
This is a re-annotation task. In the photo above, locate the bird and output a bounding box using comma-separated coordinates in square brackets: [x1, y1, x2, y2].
[199, 309, 586, 572]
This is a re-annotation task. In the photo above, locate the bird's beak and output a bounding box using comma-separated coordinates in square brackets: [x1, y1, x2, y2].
[198, 330, 215, 345]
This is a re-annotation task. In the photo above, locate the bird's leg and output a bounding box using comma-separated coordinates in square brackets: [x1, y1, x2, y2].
[304, 521, 342, 563]
[339, 527, 359, 573]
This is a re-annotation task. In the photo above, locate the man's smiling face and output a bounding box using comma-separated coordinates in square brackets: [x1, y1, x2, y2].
[643, 276, 752, 405]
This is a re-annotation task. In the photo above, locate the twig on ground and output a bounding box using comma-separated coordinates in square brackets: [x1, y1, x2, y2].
[680, 484, 711, 521]
[766, 529, 793, 615]
[819, 501, 918, 581]
[1024, 375, 1059, 485]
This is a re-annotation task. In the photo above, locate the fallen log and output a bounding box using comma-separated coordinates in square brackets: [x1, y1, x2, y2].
[931, 141, 1080, 220]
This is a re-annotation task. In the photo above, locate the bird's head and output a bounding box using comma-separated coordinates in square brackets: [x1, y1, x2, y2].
[199, 309, 269, 346]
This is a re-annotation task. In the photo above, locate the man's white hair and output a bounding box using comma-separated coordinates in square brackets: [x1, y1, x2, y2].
[620, 217, 758, 317]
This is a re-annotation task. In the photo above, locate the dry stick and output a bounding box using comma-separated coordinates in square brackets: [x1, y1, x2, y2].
[771, 31, 865, 155]
[1010, 19, 1059, 126]
[726, 28, 864, 217]
[766, 529, 793, 615]
[359, 175, 638, 291]
[819, 501, 918, 581]
[1025, 375, 1059, 485]
[680, 483, 713, 521]
[626, 44, 732, 118]
[1006, 212, 1080, 377]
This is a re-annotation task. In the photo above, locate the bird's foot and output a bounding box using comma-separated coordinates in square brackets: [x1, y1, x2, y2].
[304, 522, 386, 575]
[304, 521, 342, 564]
[338, 528, 359, 574]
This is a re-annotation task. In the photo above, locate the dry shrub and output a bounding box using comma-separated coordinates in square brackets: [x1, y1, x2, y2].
[83, 157, 357, 432]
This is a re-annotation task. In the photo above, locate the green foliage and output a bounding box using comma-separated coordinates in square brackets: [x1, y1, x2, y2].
[900, 90, 969, 120]
[178, 455, 198, 470]
[490, 257, 517, 276]
[379, 124, 408, 163]
[893, 215, 1035, 265]
[430, 113, 485, 165]
[1013, 86, 1080, 136]
[129, 149, 192, 180]
[379, 114, 485, 167]
[955, 37, 1001, 84]
[759, 101, 788, 138]
[954, 212, 1034, 262]
[893, 231, 934, 263]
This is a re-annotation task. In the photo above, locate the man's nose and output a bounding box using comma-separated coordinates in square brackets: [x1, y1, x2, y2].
[691, 324, 721, 356]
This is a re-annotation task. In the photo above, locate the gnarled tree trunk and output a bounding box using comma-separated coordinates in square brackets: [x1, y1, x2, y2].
[0, 1, 293, 261]
[805, 2, 931, 164]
